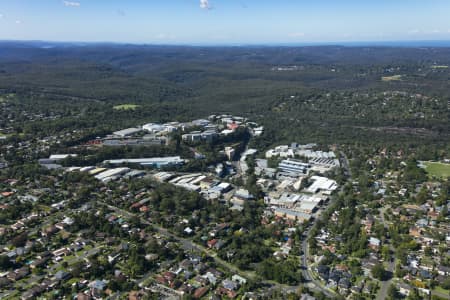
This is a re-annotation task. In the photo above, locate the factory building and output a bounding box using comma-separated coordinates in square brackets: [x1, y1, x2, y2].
[112, 128, 142, 137]
[277, 159, 311, 178]
[103, 156, 185, 168]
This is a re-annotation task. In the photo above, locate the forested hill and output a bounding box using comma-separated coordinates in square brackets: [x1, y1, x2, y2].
[2, 41, 450, 65]
[0, 42, 449, 149]
[1, 42, 450, 97]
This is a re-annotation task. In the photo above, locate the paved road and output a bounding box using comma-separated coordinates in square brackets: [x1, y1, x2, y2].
[0, 210, 64, 251]
[339, 151, 352, 178]
[100, 148, 351, 298]
[300, 233, 336, 298]
[10, 247, 101, 296]
[294, 148, 352, 298]
[432, 290, 450, 299]
[376, 257, 395, 300]
[101, 202, 258, 281]
[296, 149, 351, 298]
[104, 201, 335, 297]
[376, 206, 396, 300]
[103, 200, 343, 298]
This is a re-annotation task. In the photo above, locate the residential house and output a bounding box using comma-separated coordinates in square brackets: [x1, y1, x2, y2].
[398, 283, 413, 297]
[222, 279, 239, 291]
[338, 278, 351, 294]
[194, 287, 209, 299]
[30, 257, 49, 269]
[232, 274, 247, 285]
[409, 227, 422, 238]
[7, 267, 29, 281]
[89, 280, 107, 299]
[368, 237, 381, 251]
[216, 287, 237, 299]
[42, 225, 59, 237]
[438, 266, 450, 276]
[207, 239, 218, 249]
[55, 270, 71, 281]
[193, 275, 209, 287]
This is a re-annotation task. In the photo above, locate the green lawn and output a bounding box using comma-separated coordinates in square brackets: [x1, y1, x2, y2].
[433, 286, 450, 296]
[420, 256, 434, 266]
[0, 94, 16, 102]
[423, 161, 450, 179]
[4, 291, 20, 300]
[381, 75, 402, 82]
[62, 254, 76, 262]
[113, 104, 140, 111]
[76, 244, 93, 255]
[67, 277, 80, 285]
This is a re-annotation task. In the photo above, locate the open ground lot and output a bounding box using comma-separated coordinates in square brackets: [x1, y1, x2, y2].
[423, 161, 450, 178]
[113, 104, 141, 110]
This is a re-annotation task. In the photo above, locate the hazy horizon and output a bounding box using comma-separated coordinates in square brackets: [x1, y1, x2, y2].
[3, 39, 450, 48]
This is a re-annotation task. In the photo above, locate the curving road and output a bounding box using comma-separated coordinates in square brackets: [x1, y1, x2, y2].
[300, 230, 337, 298]
[100, 202, 258, 281]
[376, 205, 396, 300]
[100, 147, 352, 298]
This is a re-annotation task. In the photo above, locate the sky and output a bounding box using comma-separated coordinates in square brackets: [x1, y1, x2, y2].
[1, 0, 450, 45]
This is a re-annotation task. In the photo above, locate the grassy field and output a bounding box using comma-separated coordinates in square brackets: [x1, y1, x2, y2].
[0, 93, 16, 102]
[381, 75, 403, 81]
[431, 65, 449, 69]
[113, 104, 140, 110]
[433, 286, 450, 297]
[4, 291, 20, 300]
[423, 161, 450, 179]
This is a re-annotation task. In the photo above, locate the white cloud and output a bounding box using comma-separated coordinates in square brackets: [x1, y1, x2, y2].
[289, 32, 305, 38]
[200, 0, 211, 9]
[408, 29, 420, 35]
[63, 1, 80, 7]
[0, 14, 3, 19]
[15, 20, 21, 24]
